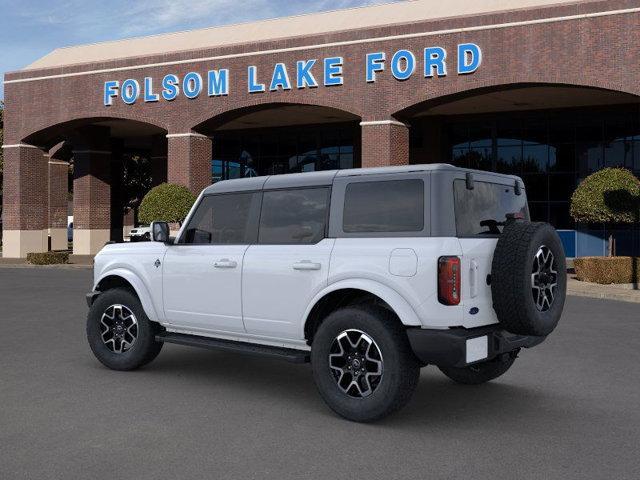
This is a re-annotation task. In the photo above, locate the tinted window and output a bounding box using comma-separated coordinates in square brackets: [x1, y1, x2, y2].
[343, 179, 424, 233]
[259, 188, 329, 244]
[454, 180, 529, 236]
[182, 193, 260, 244]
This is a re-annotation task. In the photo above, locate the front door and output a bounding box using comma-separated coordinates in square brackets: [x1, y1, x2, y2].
[162, 191, 261, 334]
[242, 187, 332, 340]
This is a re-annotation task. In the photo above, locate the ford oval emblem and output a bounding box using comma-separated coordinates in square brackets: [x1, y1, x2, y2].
[469, 307, 479, 315]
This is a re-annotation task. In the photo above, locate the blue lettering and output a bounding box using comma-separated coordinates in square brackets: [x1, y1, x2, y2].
[458, 43, 482, 74]
[103, 80, 119, 106]
[390, 50, 415, 81]
[183, 72, 203, 99]
[121, 79, 140, 104]
[424, 47, 447, 77]
[270, 63, 291, 91]
[208, 69, 229, 96]
[366, 52, 385, 82]
[296, 60, 318, 89]
[143, 77, 159, 102]
[248, 66, 265, 93]
[324, 57, 343, 86]
[161, 74, 179, 101]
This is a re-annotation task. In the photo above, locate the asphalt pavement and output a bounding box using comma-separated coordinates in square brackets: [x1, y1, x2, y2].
[1, 267, 638, 480]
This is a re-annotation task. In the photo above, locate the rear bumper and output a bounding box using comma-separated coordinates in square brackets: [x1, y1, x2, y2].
[406, 325, 546, 368]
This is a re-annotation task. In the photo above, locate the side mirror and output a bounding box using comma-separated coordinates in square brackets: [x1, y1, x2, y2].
[151, 221, 170, 243]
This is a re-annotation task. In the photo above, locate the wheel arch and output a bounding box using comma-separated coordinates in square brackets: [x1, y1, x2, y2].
[303, 280, 422, 343]
[94, 269, 160, 322]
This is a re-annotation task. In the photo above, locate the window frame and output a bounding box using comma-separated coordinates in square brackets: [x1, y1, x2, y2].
[256, 186, 332, 245]
[176, 191, 262, 246]
[329, 173, 431, 238]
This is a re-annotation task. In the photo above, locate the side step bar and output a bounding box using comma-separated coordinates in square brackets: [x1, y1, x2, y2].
[156, 332, 310, 364]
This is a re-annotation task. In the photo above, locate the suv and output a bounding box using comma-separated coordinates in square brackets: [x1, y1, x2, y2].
[86, 164, 566, 422]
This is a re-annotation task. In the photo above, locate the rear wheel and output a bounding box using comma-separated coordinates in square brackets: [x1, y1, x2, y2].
[311, 306, 419, 422]
[87, 288, 163, 371]
[438, 354, 516, 385]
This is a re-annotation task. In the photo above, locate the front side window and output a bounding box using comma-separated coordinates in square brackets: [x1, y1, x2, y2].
[259, 188, 330, 244]
[454, 180, 529, 236]
[343, 179, 424, 233]
[181, 192, 260, 244]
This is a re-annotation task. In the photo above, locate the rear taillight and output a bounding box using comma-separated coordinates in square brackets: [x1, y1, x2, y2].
[438, 256, 461, 306]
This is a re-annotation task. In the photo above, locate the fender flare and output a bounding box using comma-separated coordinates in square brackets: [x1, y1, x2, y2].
[94, 268, 160, 322]
[302, 278, 423, 336]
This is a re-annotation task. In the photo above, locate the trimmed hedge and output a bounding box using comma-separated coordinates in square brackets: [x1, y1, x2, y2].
[27, 251, 69, 265]
[570, 168, 640, 224]
[574, 256, 640, 284]
[138, 183, 197, 225]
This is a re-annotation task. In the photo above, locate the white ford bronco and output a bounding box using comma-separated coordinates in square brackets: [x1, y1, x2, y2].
[86, 164, 566, 422]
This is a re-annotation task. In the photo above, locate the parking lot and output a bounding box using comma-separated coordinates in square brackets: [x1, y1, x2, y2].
[1, 267, 639, 480]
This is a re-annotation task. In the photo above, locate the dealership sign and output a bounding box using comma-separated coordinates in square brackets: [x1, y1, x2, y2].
[103, 43, 482, 106]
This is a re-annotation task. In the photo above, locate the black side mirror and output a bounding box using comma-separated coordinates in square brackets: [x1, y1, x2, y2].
[151, 221, 170, 243]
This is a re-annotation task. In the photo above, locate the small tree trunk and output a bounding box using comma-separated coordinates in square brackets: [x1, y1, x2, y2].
[608, 234, 615, 257]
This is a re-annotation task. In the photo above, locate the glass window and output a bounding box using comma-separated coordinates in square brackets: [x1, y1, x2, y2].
[182, 193, 260, 245]
[259, 188, 329, 244]
[454, 180, 529, 236]
[343, 179, 424, 233]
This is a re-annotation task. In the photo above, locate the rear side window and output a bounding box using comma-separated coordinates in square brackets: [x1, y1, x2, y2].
[343, 179, 424, 233]
[259, 188, 330, 244]
[182, 192, 260, 244]
[453, 180, 529, 236]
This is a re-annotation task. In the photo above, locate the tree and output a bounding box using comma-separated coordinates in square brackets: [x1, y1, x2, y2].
[570, 167, 640, 255]
[138, 183, 196, 225]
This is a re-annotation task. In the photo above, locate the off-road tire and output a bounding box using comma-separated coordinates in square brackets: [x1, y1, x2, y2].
[87, 288, 163, 371]
[491, 221, 566, 336]
[438, 355, 516, 385]
[311, 306, 420, 422]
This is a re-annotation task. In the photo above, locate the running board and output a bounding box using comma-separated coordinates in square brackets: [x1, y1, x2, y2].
[155, 332, 310, 364]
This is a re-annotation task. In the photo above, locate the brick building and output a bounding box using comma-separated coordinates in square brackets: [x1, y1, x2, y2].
[3, 0, 640, 257]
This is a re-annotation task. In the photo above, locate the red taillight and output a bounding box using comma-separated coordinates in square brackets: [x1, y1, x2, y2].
[438, 256, 461, 306]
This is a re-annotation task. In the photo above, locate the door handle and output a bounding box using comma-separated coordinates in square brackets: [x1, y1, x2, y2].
[292, 260, 321, 271]
[469, 259, 479, 298]
[214, 259, 237, 269]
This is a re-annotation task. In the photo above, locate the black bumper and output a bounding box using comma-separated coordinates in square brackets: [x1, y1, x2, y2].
[406, 325, 546, 368]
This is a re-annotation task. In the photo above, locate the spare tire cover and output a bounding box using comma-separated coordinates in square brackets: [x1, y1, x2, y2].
[491, 221, 566, 336]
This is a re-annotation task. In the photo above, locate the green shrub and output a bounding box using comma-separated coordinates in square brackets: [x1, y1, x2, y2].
[138, 183, 197, 225]
[570, 168, 640, 224]
[574, 256, 640, 284]
[27, 251, 69, 265]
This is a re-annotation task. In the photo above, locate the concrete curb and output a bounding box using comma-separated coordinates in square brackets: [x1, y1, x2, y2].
[0, 263, 91, 269]
[567, 277, 640, 304]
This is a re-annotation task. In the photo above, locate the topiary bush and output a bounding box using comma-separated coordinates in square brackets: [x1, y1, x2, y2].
[138, 183, 197, 225]
[570, 168, 640, 224]
[27, 251, 69, 265]
[574, 256, 639, 284]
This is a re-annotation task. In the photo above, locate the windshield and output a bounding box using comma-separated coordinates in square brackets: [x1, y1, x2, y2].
[453, 179, 529, 236]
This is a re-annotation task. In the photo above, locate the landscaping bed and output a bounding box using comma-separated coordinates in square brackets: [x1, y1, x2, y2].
[574, 256, 640, 284]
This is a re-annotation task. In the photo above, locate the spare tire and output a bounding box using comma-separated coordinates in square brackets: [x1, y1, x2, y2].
[491, 221, 566, 336]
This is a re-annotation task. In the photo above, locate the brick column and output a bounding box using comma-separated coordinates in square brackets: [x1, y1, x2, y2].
[48, 159, 69, 251]
[73, 149, 111, 255]
[1, 144, 49, 258]
[167, 133, 212, 194]
[360, 120, 410, 168]
[150, 134, 168, 187]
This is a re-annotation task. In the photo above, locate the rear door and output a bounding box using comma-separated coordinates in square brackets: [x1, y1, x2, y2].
[162, 192, 261, 334]
[454, 178, 529, 327]
[242, 187, 333, 340]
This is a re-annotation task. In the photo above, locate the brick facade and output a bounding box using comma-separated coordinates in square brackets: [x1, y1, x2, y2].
[2, 0, 640, 256]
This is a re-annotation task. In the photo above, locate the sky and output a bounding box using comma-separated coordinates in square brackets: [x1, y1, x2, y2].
[0, 0, 398, 100]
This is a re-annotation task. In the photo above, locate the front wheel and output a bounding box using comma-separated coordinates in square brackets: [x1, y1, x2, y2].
[311, 306, 420, 422]
[438, 355, 516, 385]
[87, 288, 163, 371]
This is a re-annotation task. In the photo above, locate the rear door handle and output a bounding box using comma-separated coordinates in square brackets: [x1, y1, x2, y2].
[470, 259, 479, 298]
[292, 261, 321, 271]
[214, 259, 237, 269]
